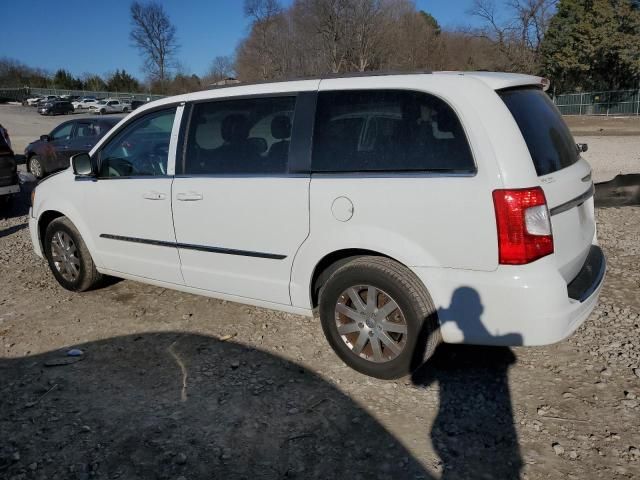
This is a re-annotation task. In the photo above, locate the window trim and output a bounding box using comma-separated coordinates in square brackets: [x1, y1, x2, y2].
[176, 92, 311, 177]
[94, 105, 181, 180]
[310, 88, 478, 176]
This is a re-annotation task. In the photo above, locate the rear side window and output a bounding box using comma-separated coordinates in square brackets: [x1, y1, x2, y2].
[312, 90, 474, 173]
[184, 96, 296, 175]
[499, 88, 578, 176]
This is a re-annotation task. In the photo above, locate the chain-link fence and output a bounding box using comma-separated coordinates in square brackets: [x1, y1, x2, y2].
[553, 89, 640, 116]
[0, 86, 165, 103]
[29, 87, 165, 102]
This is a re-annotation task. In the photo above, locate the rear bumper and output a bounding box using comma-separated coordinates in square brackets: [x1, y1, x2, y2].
[0, 184, 20, 196]
[411, 245, 606, 347]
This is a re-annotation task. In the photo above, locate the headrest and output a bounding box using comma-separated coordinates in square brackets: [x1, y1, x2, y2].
[271, 115, 291, 140]
[221, 114, 250, 143]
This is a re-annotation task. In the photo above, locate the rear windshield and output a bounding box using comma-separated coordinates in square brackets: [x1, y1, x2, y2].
[499, 88, 578, 176]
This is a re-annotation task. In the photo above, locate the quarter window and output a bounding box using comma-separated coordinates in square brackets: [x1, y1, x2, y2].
[183, 96, 296, 175]
[98, 108, 176, 178]
[312, 90, 474, 173]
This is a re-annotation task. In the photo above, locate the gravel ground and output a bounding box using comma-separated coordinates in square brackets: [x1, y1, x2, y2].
[574, 136, 640, 183]
[1, 104, 639, 479]
[1, 180, 639, 479]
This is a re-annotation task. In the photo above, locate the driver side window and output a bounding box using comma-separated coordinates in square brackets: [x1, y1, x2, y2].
[51, 123, 73, 141]
[98, 108, 176, 178]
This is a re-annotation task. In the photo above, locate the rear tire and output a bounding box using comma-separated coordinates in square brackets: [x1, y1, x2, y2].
[44, 217, 102, 292]
[318, 256, 440, 379]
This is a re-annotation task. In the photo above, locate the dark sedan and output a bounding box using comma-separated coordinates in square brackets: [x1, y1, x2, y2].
[0, 123, 19, 206]
[25, 117, 121, 179]
[38, 100, 74, 116]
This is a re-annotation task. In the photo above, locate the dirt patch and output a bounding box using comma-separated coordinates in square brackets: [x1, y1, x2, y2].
[595, 174, 640, 207]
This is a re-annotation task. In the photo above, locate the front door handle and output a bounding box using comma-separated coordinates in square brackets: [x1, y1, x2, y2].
[176, 192, 203, 201]
[143, 191, 166, 200]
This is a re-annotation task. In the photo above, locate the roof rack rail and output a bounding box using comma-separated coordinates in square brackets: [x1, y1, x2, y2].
[207, 70, 434, 90]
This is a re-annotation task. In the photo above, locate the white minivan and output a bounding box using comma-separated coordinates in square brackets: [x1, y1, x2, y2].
[29, 72, 605, 379]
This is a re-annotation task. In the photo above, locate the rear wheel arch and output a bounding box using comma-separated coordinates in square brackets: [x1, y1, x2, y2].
[310, 249, 405, 308]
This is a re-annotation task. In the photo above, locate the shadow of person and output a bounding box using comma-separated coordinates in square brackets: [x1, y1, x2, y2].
[412, 287, 524, 480]
[0, 332, 435, 480]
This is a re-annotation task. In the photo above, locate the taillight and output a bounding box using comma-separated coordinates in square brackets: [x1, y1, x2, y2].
[492, 187, 553, 265]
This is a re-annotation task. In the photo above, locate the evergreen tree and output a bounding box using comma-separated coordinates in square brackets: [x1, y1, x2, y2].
[540, 0, 640, 91]
[106, 69, 141, 92]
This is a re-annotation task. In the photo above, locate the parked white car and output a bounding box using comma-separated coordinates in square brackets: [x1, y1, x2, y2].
[28, 95, 58, 106]
[89, 99, 130, 115]
[29, 72, 605, 379]
[24, 95, 44, 106]
[73, 97, 98, 110]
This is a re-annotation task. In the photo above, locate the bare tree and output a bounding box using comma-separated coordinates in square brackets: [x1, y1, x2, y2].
[130, 1, 179, 85]
[242, 0, 284, 80]
[204, 56, 236, 84]
[469, 0, 556, 72]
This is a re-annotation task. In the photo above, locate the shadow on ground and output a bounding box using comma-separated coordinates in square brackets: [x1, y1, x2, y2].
[0, 333, 435, 480]
[595, 174, 640, 207]
[0, 177, 34, 221]
[412, 287, 523, 479]
[413, 345, 522, 479]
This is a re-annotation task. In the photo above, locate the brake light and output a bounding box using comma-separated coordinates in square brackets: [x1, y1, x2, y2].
[492, 187, 553, 265]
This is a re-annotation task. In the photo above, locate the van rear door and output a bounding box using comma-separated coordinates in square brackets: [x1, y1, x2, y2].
[499, 87, 595, 282]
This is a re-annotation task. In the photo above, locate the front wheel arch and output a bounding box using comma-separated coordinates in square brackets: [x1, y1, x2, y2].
[38, 210, 65, 251]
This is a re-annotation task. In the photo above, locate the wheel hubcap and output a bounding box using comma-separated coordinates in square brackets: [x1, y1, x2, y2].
[30, 158, 41, 177]
[50, 231, 80, 282]
[335, 285, 408, 363]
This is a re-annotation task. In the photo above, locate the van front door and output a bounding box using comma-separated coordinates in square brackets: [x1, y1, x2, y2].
[81, 106, 183, 284]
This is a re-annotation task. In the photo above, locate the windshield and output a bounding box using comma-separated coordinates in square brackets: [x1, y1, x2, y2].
[499, 88, 578, 176]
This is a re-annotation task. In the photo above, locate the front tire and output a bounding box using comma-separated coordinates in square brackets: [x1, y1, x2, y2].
[44, 217, 102, 292]
[319, 256, 440, 379]
[29, 155, 45, 179]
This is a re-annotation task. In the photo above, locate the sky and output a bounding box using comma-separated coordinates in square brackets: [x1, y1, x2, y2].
[1, 0, 480, 80]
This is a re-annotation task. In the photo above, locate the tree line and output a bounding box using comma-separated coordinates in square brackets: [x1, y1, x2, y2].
[2, 0, 639, 96]
[234, 0, 640, 92]
[0, 58, 142, 93]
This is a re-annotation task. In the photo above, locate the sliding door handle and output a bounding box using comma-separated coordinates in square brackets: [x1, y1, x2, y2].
[143, 191, 166, 200]
[176, 192, 203, 201]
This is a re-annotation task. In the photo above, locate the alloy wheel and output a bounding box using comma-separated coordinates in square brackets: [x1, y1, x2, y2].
[29, 157, 42, 178]
[50, 231, 80, 282]
[334, 285, 408, 363]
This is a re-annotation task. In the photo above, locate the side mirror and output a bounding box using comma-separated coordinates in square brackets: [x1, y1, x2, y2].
[40, 134, 50, 142]
[71, 153, 93, 176]
[577, 143, 588, 153]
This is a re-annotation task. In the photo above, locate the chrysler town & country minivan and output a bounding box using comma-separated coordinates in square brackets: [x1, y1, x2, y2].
[29, 72, 605, 379]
